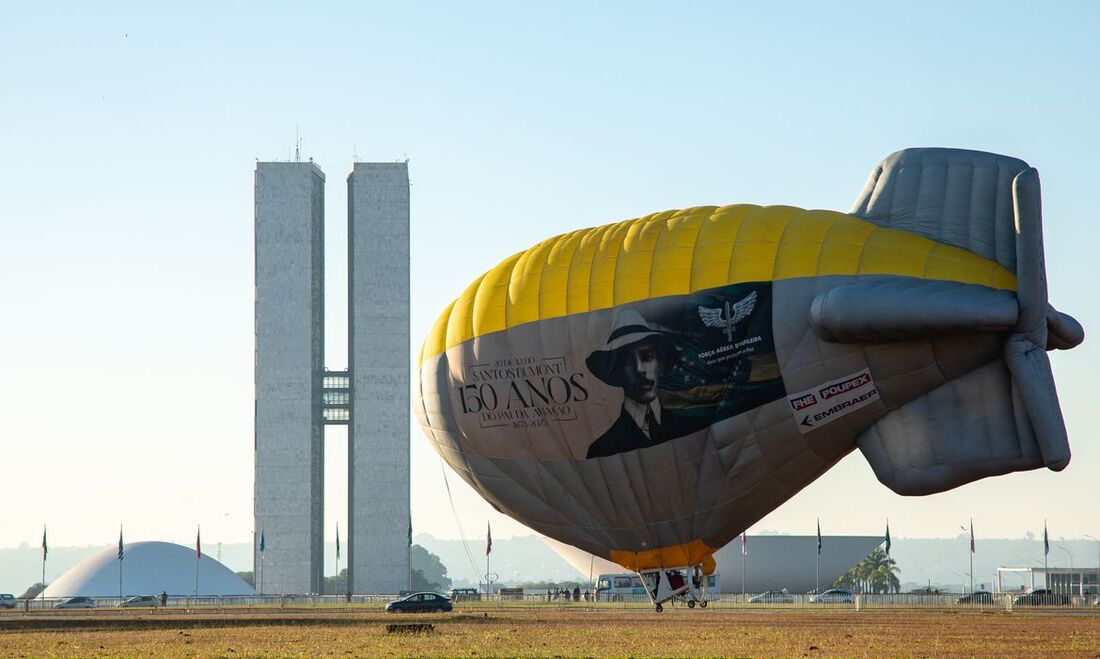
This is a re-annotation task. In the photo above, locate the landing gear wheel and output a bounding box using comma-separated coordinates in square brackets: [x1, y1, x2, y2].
[655, 603, 663, 613]
[700, 600, 708, 608]
[687, 600, 696, 609]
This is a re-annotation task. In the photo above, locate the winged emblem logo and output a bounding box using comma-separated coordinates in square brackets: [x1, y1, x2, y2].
[698, 291, 758, 342]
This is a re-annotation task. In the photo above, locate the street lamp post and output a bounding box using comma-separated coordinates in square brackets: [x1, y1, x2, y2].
[1084, 535, 1099, 600]
[953, 572, 969, 595]
[1055, 547, 1073, 597]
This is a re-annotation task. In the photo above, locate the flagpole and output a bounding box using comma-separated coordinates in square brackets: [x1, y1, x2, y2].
[969, 519, 974, 595]
[259, 528, 265, 596]
[740, 531, 747, 598]
[815, 518, 821, 595]
[118, 524, 124, 603]
[1044, 520, 1049, 589]
[41, 525, 46, 601]
[195, 525, 200, 598]
[885, 518, 892, 593]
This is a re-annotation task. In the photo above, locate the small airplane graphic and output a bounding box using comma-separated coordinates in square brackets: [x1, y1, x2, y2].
[698, 291, 758, 342]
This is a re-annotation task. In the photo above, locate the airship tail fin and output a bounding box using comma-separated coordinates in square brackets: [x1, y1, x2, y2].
[850, 147, 1029, 273]
[853, 166, 1081, 495]
[856, 359, 1044, 495]
[1002, 168, 1073, 471]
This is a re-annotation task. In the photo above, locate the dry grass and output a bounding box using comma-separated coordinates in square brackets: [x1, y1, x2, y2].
[2, 608, 1099, 657]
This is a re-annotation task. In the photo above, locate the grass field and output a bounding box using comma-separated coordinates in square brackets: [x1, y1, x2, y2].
[2, 608, 1099, 657]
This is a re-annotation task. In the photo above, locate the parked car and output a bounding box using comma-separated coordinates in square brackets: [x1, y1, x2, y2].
[956, 591, 995, 605]
[809, 588, 853, 603]
[0, 594, 17, 609]
[450, 588, 480, 602]
[118, 595, 159, 607]
[385, 592, 453, 613]
[748, 590, 794, 603]
[55, 596, 95, 609]
[1013, 589, 1071, 606]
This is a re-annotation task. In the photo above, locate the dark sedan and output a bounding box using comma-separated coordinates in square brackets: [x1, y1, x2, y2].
[385, 592, 453, 613]
[956, 591, 995, 605]
[1013, 589, 1071, 606]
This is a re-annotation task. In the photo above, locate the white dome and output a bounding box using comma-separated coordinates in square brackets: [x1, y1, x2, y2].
[43, 541, 256, 597]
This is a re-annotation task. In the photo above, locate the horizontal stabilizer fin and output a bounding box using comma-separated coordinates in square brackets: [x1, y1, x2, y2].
[809, 278, 1017, 344]
[1046, 306, 1084, 350]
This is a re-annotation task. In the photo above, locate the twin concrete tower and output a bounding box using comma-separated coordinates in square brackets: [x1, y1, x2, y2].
[253, 160, 410, 594]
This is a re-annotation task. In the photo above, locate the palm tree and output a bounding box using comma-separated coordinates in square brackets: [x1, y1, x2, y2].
[833, 547, 901, 593]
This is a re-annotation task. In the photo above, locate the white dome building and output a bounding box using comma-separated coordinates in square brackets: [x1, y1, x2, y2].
[43, 541, 256, 597]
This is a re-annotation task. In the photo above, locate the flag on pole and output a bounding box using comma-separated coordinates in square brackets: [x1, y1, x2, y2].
[741, 532, 747, 556]
[969, 519, 975, 555]
[884, 520, 891, 556]
[259, 529, 265, 554]
[816, 519, 822, 555]
[42, 526, 48, 561]
[1043, 521, 1049, 556]
[118, 526, 124, 561]
[408, 520, 413, 547]
[486, 522, 492, 556]
[336, 524, 341, 561]
[196, 526, 201, 560]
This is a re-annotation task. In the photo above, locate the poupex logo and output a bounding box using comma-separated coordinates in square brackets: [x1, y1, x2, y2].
[698, 291, 758, 343]
[818, 372, 872, 400]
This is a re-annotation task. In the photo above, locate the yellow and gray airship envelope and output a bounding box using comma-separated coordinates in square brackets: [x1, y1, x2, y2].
[414, 148, 1083, 578]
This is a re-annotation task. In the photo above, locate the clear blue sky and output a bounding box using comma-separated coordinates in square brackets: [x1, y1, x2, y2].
[2, 2, 1097, 557]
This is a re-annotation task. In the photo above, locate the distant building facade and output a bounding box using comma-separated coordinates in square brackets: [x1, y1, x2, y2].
[996, 566, 1099, 597]
[544, 534, 884, 593]
[254, 160, 410, 595]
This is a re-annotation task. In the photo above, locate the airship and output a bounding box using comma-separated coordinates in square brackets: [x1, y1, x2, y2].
[414, 148, 1083, 610]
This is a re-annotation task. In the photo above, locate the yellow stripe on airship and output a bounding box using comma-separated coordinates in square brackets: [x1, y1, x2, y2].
[419, 204, 1016, 364]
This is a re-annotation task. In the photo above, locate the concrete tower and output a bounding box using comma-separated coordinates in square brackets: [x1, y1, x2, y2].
[254, 159, 410, 595]
[253, 162, 326, 595]
[347, 163, 411, 594]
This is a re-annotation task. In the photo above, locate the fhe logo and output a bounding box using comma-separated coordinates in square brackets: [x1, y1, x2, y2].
[789, 392, 818, 411]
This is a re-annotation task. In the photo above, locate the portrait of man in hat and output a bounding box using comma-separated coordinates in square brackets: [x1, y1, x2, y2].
[585, 307, 707, 459]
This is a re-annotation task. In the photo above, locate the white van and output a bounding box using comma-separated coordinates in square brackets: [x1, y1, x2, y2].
[595, 572, 720, 602]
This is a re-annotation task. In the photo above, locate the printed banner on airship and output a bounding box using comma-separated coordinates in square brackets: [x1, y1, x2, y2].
[786, 368, 880, 433]
[446, 281, 787, 460]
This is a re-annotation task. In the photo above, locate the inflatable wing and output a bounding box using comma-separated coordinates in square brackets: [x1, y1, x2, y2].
[414, 148, 1082, 582]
